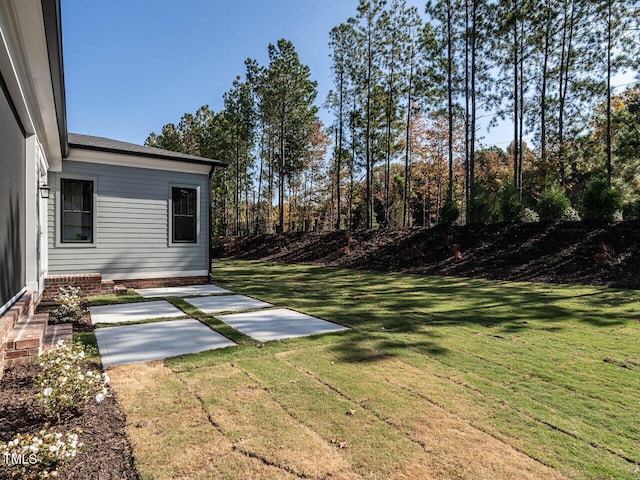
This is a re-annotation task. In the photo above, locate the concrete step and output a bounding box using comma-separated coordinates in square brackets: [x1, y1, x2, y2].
[42, 323, 74, 352]
[4, 313, 48, 367]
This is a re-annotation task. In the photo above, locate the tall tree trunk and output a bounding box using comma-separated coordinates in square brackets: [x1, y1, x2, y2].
[384, 62, 395, 228]
[513, 13, 520, 195]
[350, 100, 357, 230]
[470, 0, 476, 210]
[267, 133, 273, 233]
[336, 71, 344, 229]
[518, 15, 525, 198]
[256, 126, 264, 233]
[558, 0, 575, 187]
[365, 24, 373, 229]
[278, 105, 286, 232]
[446, 0, 454, 202]
[464, 0, 470, 221]
[403, 52, 413, 228]
[540, 0, 551, 167]
[606, 0, 612, 186]
[234, 132, 240, 235]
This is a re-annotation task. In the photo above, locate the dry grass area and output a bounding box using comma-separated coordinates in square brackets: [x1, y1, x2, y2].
[110, 357, 563, 480]
[105, 261, 640, 479]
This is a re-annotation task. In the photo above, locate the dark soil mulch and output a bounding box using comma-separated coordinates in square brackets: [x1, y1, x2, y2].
[222, 220, 640, 289]
[0, 361, 138, 479]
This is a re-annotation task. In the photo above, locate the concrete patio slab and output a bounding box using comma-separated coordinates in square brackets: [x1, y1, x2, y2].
[89, 301, 185, 325]
[215, 308, 349, 342]
[185, 295, 272, 314]
[95, 319, 236, 367]
[135, 284, 231, 298]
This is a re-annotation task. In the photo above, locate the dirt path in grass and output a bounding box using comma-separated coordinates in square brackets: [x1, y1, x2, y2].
[109, 360, 568, 480]
[222, 220, 640, 289]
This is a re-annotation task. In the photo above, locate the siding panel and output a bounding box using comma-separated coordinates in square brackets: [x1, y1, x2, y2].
[48, 160, 209, 279]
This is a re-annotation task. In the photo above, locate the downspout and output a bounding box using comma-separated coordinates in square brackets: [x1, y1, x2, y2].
[208, 166, 214, 283]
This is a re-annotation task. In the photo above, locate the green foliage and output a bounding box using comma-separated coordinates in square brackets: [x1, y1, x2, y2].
[499, 180, 523, 222]
[0, 428, 82, 479]
[582, 178, 623, 220]
[50, 286, 83, 323]
[467, 189, 494, 224]
[537, 184, 571, 221]
[211, 236, 225, 258]
[36, 341, 109, 420]
[438, 198, 459, 226]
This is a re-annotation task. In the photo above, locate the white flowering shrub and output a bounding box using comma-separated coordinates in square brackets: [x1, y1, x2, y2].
[50, 286, 83, 323]
[562, 207, 581, 221]
[0, 428, 82, 479]
[520, 207, 540, 223]
[36, 341, 110, 420]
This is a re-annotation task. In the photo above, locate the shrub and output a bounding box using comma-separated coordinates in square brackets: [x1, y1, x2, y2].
[520, 207, 540, 223]
[439, 199, 459, 226]
[467, 190, 494, 224]
[36, 341, 109, 420]
[50, 286, 83, 323]
[211, 236, 225, 258]
[0, 428, 82, 479]
[537, 184, 571, 221]
[499, 180, 523, 222]
[562, 207, 581, 222]
[622, 201, 639, 220]
[582, 179, 622, 220]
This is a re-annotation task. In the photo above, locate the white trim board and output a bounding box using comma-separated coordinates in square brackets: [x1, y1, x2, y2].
[0, 286, 26, 317]
[67, 149, 212, 175]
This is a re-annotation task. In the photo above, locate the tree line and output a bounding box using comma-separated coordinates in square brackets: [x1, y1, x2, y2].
[146, 0, 640, 235]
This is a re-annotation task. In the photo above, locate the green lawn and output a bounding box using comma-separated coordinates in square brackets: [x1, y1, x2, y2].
[108, 260, 640, 479]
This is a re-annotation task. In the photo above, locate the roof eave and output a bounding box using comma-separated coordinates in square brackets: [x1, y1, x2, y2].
[67, 142, 227, 168]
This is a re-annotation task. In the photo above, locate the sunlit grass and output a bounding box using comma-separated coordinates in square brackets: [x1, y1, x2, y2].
[108, 260, 640, 479]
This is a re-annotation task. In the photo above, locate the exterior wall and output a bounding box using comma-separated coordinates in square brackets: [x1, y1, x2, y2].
[0, 73, 26, 313]
[47, 159, 210, 280]
[0, 0, 63, 315]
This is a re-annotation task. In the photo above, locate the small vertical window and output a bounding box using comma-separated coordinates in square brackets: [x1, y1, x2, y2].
[172, 187, 197, 243]
[61, 179, 93, 243]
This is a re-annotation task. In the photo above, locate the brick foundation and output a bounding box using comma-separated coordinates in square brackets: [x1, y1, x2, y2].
[113, 276, 208, 290]
[43, 274, 115, 301]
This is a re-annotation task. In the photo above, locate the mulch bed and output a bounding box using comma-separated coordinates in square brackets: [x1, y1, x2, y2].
[0, 360, 138, 479]
[222, 220, 640, 289]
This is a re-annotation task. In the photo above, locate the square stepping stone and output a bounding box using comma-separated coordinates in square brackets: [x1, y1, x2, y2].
[135, 284, 231, 298]
[89, 301, 185, 325]
[215, 308, 349, 342]
[185, 295, 272, 314]
[95, 319, 236, 367]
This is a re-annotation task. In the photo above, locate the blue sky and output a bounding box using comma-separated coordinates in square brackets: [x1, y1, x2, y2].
[63, 0, 427, 145]
[62, 1, 633, 150]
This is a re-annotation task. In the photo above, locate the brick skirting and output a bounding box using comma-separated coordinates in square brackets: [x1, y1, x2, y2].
[43, 274, 115, 301]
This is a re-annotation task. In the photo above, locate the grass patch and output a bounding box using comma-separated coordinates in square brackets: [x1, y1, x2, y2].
[87, 290, 143, 306]
[73, 331, 100, 362]
[108, 260, 640, 479]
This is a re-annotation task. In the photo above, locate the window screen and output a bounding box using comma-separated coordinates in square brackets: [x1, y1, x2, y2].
[61, 179, 93, 243]
[172, 187, 197, 243]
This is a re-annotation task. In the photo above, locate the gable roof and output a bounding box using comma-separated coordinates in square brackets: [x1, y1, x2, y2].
[68, 133, 226, 168]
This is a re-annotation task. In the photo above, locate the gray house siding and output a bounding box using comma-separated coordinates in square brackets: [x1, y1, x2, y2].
[47, 160, 209, 279]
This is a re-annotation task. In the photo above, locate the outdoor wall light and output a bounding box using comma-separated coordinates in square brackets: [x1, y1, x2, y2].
[39, 184, 50, 199]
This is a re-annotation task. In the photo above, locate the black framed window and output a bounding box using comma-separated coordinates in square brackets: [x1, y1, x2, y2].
[172, 187, 197, 243]
[61, 179, 93, 243]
